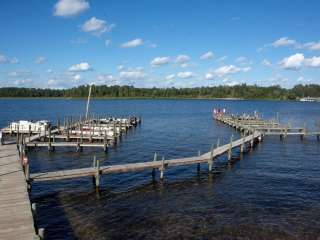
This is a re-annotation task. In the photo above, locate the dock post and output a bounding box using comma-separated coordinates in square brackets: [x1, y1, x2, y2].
[66, 122, 70, 142]
[103, 130, 108, 152]
[28, 125, 31, 142]
[16, 126, 20, 147]
[113, 121, 117, 145]
[57, 117, 60, 132]
[38, 228, 45, 240]
[250, 132, 254, 148]
[80, 124, 83, 144]
[228, 134, 233, 162]
[197, 150, 201, 172]
[208, 144, 214, 172]
[48, 127, 52, 152]
[92, 156, 100, 188]
[240, 137, 245, 153]
[152, 152, 157, 179]
[95, 159, 100, 188]
[160, 156, 165, 180]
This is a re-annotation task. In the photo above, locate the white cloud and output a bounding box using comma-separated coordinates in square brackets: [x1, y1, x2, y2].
[305, 56, 320, 67]
[214, 65, 240, 77]
[303, 42, 320, 51]
[54, 0, 89, 17]
[205, 72, 214, 80]
[68, 62, 91, 72]
[180, 63, 190, 68]
[175, 54, 191, 63]
[261, 59, 272, 67]
[121, 38, 144, 48]
[206, 65, 251, 78]
[200, 51, 214, 60]
[280, 53, 304, 70]
[73, 74, 82, 81]
[165, 74, 175, 80]
[242, 67, 251, 72]
[272, 37, 297, 47]
[177, 71, 194, 79]
[117, 64, 124, 70]
[35, 56, 46, 64]
[119, 69, 146, 80]
[81, 17, 114, 36]
[150, 56, 170, 66]
[297, 76, 304, 82]
[47, 69, 53, 73]
[105, 39, 111, 46]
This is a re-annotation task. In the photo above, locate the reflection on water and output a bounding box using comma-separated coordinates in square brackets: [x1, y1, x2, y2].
[1, 99, 320, 239]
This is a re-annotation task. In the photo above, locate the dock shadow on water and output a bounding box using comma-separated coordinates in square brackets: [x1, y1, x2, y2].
[2, 99, 320, 240]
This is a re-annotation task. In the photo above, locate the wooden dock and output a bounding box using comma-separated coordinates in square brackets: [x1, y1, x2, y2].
[30, 131, 262, 184]
[0, 144, 39, 240]
[215, 113, 320, 139]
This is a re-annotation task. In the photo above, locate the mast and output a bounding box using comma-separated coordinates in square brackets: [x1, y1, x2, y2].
[85, 84, 92, 120]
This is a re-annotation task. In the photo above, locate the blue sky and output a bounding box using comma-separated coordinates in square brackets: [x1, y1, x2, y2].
[0, 0, 320, 89]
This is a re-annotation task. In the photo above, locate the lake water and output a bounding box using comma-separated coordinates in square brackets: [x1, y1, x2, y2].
[1, 99, 320, 240]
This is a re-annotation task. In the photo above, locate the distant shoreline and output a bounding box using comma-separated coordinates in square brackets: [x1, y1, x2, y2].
[0, 96, 304, 101]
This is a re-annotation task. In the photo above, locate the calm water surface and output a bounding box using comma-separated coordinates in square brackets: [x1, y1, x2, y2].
[0, 99, 320, 240]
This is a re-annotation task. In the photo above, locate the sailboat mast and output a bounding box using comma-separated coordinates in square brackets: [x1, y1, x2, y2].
[85, 85, 92, 120]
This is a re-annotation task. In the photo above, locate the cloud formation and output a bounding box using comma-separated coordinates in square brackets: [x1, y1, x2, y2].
[177, 71, 194, 79]
[175, 54, 191, 63]
[150, 56, 170, 66]
[121, 39, 144, 48]
[280, 53, 304, 70]
[200, 51, 214, 60]
[165, 74, 175, 80]
[82, 17, 114, 36]
[272, 37, 297, 47]
[68, 62, 91, 72]
[54, 0, 89, 17]
[119, 69, 146, 80]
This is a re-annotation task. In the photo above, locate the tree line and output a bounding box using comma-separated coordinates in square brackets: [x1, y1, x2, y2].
[0, 84, 319, 100]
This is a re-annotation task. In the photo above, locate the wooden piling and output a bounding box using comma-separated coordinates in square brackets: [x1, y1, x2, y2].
[197, 150, 201, 172]
[152, 152, 157, 179]
[228, 134, 233, 161]
[208, 144, 214, 172]
[160, 156, 165, 180]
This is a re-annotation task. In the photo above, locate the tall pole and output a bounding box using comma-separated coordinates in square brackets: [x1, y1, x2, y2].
[85, 85, 92, 120]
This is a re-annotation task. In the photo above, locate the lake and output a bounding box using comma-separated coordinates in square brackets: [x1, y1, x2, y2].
[1, 99, 320, 240]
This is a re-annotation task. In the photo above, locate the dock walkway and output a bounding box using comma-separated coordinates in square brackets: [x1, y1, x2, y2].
[0, 144, 38, 240]
[30, 131, 262, 183]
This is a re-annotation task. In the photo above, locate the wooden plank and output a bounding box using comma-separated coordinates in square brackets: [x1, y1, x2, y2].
[0, 144, 37, 240]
